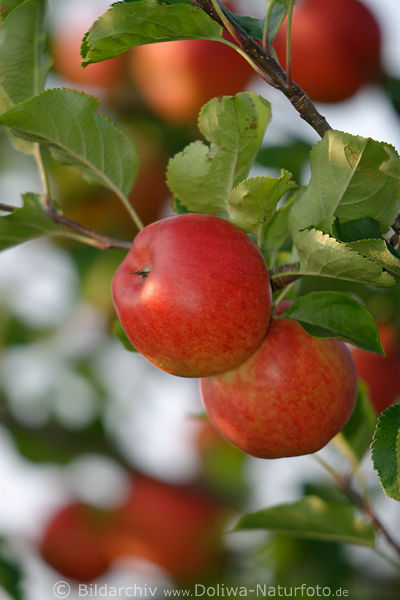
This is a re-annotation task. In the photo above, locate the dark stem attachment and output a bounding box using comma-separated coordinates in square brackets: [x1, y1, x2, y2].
[270, 262, 300, 292]
[191, 0, 332, 138]
[134, 267, 151, 280]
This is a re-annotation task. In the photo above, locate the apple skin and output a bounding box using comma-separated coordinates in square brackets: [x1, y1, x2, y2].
[273, 0, 381, 103]
[128, 35, 254, 124]
[350, 324, 400, 414]
[39, 502, 114, 582]
[112, 214, 272, 377]
[51, 8, 123, 89]
[105, 476, 230, 582]
[200, 318, 358, 458]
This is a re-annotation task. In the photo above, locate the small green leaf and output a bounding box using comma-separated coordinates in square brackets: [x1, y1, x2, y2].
[0, 0, 50, 114]
[256, 139, 312, 183]
[0, 193, 61, 251]
[293, 229, 395, 288]
[82, 0, 222, 65]
[234, 496, 375, 547]
[278, 291, 383, 354]
[0, 544, 23, 600]
[167, 92, 271, 215]
[0, 89, 138, 198]
[227, 171, 296, 234]
[290, 131, 400, 233]
[262, 194, 296, 251]
[372, 404, 400, 502]
[335, 217, 381, 242]
[340, 382, 377, 462]
[265, 0, 290, 48]
[346, 238, 400, 282]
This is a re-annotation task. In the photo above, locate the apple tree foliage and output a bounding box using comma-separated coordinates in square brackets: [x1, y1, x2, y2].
[0, 0, 400, 592]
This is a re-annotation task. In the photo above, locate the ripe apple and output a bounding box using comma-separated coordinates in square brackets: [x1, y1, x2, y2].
[105, 475, 230, 582]
[39, 502, 114, 581]
[51, 5, 124, 89]
[112, 214, 272, 377]
[128, 17, 254, 124]
[200, 318, 358, 458]
[350, 323, 400, 414]
[273, 0, 382, 103]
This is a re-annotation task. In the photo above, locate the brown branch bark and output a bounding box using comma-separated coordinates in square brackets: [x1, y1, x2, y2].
[191, 0, 332, 138]
[270, 262, 300, 292]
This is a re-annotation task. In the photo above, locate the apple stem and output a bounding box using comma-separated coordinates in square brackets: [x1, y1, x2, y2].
[134, 267, 151, 280]
[191, 0, 331, 138]
[270, 262, 300, 292]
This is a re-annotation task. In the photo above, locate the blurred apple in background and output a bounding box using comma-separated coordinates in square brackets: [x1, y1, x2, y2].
[128, 1, 255, 125]
[50, 3, 125, 91]
[350, 323, 400, 414]
[39, 501, 115, 582]
[273, 0, 382, 103]
[106, 475, 231, 583]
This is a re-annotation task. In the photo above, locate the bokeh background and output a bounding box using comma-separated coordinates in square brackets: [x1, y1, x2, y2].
[1, 1, 400, 598]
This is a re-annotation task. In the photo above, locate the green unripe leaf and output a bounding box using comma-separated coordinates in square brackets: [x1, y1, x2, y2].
[372, 404, 400, 502]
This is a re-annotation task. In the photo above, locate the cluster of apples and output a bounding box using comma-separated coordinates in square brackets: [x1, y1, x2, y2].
[39, 474, 230, 583]
[112, 214, 358, 459]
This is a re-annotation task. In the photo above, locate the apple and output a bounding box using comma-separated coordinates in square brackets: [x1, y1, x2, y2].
[200, 317, 357, 458]
[112, 214, 272, 377]
[128, 20, 254, 124]
[51, 5, 124, 89]
[273, 0, 382, 103]
[39, 502, 114, 581]
[350, 323, 400, 414]
[105, 475, 230, 582]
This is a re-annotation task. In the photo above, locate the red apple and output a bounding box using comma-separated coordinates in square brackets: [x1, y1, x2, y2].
[273, 0, 382, 103]
[105, 475, 230, 582]
[39, 502, 114, 581]
[200, 318, 357, 458]
[128, 24, 254, 124]
[112, 214, 272, 377]
[51, 6, 124, 89]
[350, 323, 400, 414]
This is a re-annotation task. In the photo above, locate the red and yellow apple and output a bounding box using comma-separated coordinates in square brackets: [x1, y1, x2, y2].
[105, 475, 230, 582]
[39, 502, 114, 581]
[128, 12, 254, 124]
[112, 214, 272, 377]
[200, 318, 358, 458]
[51, 6, 124, 89]
[273, 0, 382, 103]
[350, 323, 400, 414]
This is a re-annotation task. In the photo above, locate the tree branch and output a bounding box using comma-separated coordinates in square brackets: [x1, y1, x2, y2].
[270, 262, 300, 292]
[44, 195, 132, 250]
[191, 0, 331, 138]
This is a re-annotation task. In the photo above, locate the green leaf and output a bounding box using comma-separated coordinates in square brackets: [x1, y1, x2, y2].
[0, 0, 50, 114]
[293, 229, 395, 288]
[167, 92, 271, 215]
[335, 217, 381, 242]
[341, 382, 377, 462]
[265, 0, 290, 48]
[262, 194, 296, 251]
[234, 496, 375, 547]
[278, 291, 383, 354]
[0, 193, 61, 251]
[0, 89, 138, 197]
[227, 171, 296, 234]
[346, 239, 400, 282]
[256, 139, 312, 183]
[290, 131, 400, 233]
[81, 0, 222, 65]
[372, 404, 400, 501]
[0, 545, 23, 600]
